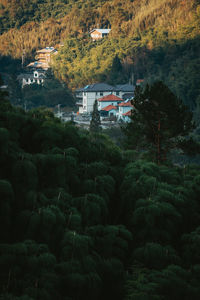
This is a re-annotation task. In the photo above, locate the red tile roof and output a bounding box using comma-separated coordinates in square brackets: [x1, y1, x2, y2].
[118, 101, 133, 107]
[98, 94, 123, 102]
[136, 79, 144, 84]
[101, 105, 117, 111]
[123, 110, 132, 116]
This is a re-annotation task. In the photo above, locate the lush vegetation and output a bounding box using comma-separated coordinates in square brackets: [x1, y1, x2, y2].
[0, 1, 200, 298]
[21, 76, 75, 110]
[0, 0, 199, 113]
[125, 81, 195, 164]
[1, 78, 200, 299]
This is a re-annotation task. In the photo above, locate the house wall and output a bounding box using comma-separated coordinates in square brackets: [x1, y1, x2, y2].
[22, 77, 44, 88]
[83, 91, 114, 113]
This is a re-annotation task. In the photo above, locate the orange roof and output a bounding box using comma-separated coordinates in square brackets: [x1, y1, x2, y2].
[98, 94, 123, 102]
[136, 79, 144, 83]
[101, 105, 117, 111]
[123, 110, 132, 116]
[118, 101, 133, 107]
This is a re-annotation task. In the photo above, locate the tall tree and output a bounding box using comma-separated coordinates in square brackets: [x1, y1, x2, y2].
[124, 81, 194, 163]
[90, 100, 101, 133]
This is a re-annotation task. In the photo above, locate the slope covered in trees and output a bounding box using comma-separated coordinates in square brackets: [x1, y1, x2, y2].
[0, 0, 199, 114]
[1, 79, 200, 299]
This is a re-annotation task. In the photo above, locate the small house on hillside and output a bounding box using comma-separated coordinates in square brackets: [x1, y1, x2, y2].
[17, 70, 46, 88]
[76, 83, 115, 113]
[90, 29, 111, 41]
[27, 47, 58, 70]
[136, 79, 144, 86]
[76, 82, 135, 114]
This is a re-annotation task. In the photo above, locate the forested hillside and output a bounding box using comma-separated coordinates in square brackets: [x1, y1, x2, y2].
[1, 76, 200, 300]
[0, 0, 200, 115]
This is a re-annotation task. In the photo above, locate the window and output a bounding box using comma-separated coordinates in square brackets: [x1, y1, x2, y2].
[116, 91, 119, 96]
[100, 92, 103, 96]
[84, 92, 86, 96]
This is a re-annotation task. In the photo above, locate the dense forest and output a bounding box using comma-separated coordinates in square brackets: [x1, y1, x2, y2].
[1, 75, 200, 299]
[1, 2, 200, 298]
[0, 0, 200, 116]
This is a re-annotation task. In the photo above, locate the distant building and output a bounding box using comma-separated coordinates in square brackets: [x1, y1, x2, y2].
[76, 82, 134, 114]
[26, 47, 58, 70]
[76, 83, 115, 114]
[17, 70, 46, 88]
[136, 79, 144, 86]
[90, 29, 111, 41]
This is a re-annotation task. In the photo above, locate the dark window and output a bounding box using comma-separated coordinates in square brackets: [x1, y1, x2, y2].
[100, 92, 103, 96]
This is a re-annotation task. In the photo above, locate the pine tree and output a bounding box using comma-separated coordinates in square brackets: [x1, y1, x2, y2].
[90, 99, 101, 133]
[124, 81, 194, 164]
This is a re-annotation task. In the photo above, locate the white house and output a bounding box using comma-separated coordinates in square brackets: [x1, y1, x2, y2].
[17, 70, 46, 88]
[90, 29, 111, 41]
[76, 83, 115, 113]
[76, 82, 135, 114]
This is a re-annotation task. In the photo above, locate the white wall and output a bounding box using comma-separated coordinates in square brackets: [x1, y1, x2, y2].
[83, 91, 115, 113]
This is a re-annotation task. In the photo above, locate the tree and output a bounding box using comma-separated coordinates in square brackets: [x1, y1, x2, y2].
[125, 81, 194, 163]
[90, 100, 101, 133]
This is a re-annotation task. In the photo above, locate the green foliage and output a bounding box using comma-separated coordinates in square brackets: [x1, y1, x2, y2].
[1, 90, 200, 300]
[22, 77, 75, 109]
[90, 100, 101, 133]
[124, 81, 194, 163]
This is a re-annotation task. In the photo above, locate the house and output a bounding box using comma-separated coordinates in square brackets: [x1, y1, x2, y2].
[76, 82, 135, 114]
[26, 47, 58, 70]
[101, 105, 118, 118]
[97, 94, 123, 110]
[90, 29, 111, 41]
[17, 70, 46, 88]
[136, 79, 144, 86]
[35, 47, 57, 65]
[76, 83, 115, 114]
[117, 100, 134, 122]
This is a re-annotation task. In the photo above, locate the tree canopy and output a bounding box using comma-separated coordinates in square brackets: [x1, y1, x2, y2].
[124, 81, 194, 163]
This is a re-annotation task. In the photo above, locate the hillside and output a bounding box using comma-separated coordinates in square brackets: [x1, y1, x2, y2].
[1, 83, 200, 300]
[0, 0, 200, 115]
